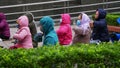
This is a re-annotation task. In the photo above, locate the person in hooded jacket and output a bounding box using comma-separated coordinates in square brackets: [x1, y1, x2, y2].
[24, 12, 38, 48]
[0, 13, 10, 40]
[56, 13, 72, 45]
[91, 9, 109, 42]
[73, 13, 91, 44]
[10, 15, 33, 49]
[34, 16, 58, 46]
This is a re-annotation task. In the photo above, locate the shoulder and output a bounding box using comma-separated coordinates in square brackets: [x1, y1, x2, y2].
[46, 31, 58, 39]
[93, 20, 101, 26]
[94, 20, 106, 28]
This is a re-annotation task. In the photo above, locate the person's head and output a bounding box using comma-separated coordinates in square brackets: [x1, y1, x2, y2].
[39, 16, 54, 34]
[76, 13, 91, 35]
[0, 13, 6, 21]
[76, 13, 82, 26]
[79, 13, 90, 25]
[24, 12, 34, 23]
[78, 13, 82, 20]
[95, 11, 99, 20]
[60, 13, 71, 25]
[95, 9, 107, 20]
[16, 15, 29, 28]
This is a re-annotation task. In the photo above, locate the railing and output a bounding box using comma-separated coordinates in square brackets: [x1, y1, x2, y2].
[0, 0, 120, 23]
[0, 0, 72, 9]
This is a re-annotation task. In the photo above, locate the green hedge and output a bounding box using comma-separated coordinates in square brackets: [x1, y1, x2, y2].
[0, 42, 120, 68]
[106, 14, 120, 26]
[92, 13, 120, 26]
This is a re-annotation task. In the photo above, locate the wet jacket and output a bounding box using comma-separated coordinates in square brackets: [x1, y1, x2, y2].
[40, 16, 58, 46]
[13, 16, 33, 49]
[92, 9, 109, 42]
[56, 14, 72, 45]
[0, 13, 10, 38]
[24, 13, 38, 48]
[73, 13, 91, 44]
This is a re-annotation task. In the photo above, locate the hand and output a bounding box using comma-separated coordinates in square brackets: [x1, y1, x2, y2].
[76, 20, 81, 26]
[90, 20, 94, 28]
[34, 33, 43, 42]
[72, 27, 75, 31]
[90, 20, 94, 23]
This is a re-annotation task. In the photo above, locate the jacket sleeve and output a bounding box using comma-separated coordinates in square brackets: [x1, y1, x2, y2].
[44, 37, 56, 46]
[92, 21, 100, 33]
[0, 20, 6, 29]
[13, 29, 28, 41]
[92, 21, 100, 38]
[73, 26, 83, 35]
[57, 26, 68, 35]
[93, 21, 99, 27]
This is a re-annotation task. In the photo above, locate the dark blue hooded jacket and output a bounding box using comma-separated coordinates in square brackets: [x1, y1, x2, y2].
[92, 9, 109, 42]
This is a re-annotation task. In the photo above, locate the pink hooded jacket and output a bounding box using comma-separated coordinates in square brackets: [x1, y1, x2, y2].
[57, 14, 72, 45]
[13, 16, 33, 49]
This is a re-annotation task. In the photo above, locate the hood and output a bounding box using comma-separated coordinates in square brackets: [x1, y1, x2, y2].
[24, 12, 34, 23]
[79, 13, 90, 35]
[39, 16, 54, 34]
[97, 9, 107, 20]
[0, 13, 6, 21]
[17, 15, 29, 27]
[61, 13, 71, 25]
[80, 13, 90, 25]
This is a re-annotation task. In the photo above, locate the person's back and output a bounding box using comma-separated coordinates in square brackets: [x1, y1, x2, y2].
[57, 14, 72, 45]
[39, 16, 58, 46]
[0, 13, 10, 40]
[10, 15, 33, 49]
[24, 12, 38, 48]
[92, 9, 109, 42]
[73, 13, 91, 44]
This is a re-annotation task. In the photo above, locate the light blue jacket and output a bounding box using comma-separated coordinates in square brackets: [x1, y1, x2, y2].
[40, 16, 58, 46]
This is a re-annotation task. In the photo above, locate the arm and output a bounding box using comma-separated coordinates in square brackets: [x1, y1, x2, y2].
[0, 20, 6, 29]
[73, 26, 83, 35]
[13, 29, 27, 41]
[92, 21, 100, 33]
[44, 37, 56, 46]
[92, 21, 99, 38]
[57, 26, 68, 35]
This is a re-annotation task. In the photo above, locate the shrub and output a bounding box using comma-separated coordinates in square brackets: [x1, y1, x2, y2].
[106, 14, 120, 26]
[0, 42, 120, 68]
[92, 13, 120, 26]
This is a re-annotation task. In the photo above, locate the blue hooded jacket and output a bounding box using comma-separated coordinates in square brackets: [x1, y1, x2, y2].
[92, 9, 109, 42]
[40, 16, 58, 46]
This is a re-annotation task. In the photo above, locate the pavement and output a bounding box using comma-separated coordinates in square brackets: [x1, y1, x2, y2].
[0, 25, 75, 49]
